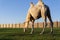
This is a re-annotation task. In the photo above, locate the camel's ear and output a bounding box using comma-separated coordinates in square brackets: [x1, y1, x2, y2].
[38, 0, 42, 1]
[30, 2, 33, 4]
[30, 2, 33, 5]
[30, 2, 34, 6]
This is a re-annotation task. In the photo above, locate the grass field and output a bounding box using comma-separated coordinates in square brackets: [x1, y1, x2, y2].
[0, 27, 60, 40]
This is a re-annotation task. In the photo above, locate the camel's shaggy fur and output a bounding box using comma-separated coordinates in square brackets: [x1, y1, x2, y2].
[24, 0, 53, 34]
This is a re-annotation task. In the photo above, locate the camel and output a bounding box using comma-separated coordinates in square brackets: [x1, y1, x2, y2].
[24, 0, 53, 34]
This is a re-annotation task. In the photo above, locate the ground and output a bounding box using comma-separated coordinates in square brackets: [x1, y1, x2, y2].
[0, 27, 60, 40]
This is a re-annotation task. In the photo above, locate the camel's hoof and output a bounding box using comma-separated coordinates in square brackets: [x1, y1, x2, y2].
[30, 32, 33, 34]
[50, 31, 53, 34]
[40, 32, 44, 35]
[30, 31, 34, 34]
[30, 32, 32, 34]
[24, 30, 25, 32]
[23, 29, 26, 33]
[30, 30, 34, 34]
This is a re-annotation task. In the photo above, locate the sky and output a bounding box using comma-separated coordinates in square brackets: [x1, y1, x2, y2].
[0, 0, 60, 24]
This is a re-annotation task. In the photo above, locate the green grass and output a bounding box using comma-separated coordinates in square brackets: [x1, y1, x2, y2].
[0, 28, 60, 40]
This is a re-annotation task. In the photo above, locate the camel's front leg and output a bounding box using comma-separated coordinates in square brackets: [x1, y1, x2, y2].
[30, 20, 34, 34]
[24, 21, 29, 32]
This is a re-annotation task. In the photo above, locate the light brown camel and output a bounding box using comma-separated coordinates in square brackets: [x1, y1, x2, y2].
[24, 0, 53, 34]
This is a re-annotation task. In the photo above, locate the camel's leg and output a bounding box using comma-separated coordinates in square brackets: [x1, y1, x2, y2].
[40, 17, 47, 34]
[40, 7, 47, 34]
[47, 9, 53, 33]
[48, 17, 53, 33]
[24, 21, 29, 32]
[30, 20, 34, 34]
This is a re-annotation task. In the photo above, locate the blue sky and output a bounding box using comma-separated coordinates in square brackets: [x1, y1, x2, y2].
[0, 0, 60, 24]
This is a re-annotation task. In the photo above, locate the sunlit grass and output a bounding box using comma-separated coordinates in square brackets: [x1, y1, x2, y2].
[0, 27, 60, 40]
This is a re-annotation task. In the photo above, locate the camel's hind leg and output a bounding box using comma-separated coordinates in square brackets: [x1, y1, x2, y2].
[24, 21, 29, 32]
[40, 8, 47, 34]
[40, 16, 47, 34]
[47, 9, 53, 33]
[48, 17, 53, 33]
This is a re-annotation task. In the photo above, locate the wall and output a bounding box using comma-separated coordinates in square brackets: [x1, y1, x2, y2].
[0, 22, 60, 28]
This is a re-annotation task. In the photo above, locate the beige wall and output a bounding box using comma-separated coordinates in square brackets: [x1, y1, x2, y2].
[0, 22, 60, 28]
